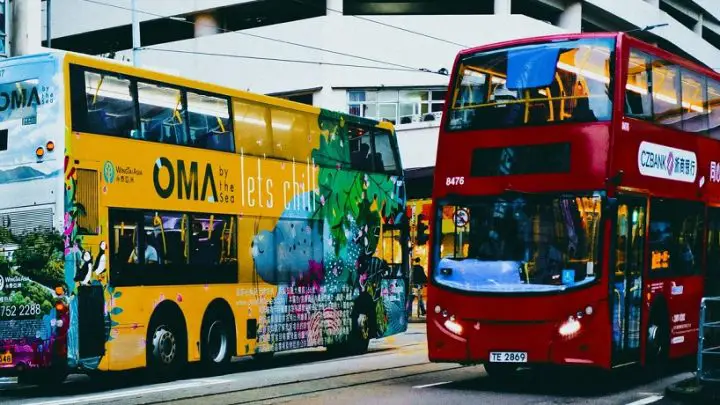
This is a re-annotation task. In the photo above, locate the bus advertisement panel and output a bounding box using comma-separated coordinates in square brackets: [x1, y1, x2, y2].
[0, 54, 67, 380]
[0, 51, 409, 383]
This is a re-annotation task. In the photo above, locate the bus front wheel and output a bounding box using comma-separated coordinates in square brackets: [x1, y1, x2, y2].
[483, 363, 518, 379]
[147, 315, 186, 380]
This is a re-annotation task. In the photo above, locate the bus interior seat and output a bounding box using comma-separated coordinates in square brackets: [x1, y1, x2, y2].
[205, 129, 232, 151]
[373, 153, 385, 172]
[86, 109, 109, 133]
[570, 98, 597, 121]
[351, 143, 372, 170]
[161, 118, 187, 145]
[162, 230, 185, 264]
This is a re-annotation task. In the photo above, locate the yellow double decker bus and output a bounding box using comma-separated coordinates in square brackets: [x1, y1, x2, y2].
[0, 51, 409, 384]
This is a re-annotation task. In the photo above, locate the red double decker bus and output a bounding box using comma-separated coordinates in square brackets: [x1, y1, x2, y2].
[427, 31, 720, 376]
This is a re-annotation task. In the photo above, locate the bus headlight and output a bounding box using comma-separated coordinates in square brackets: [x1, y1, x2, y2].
[558, 316, 581, 337]
[444, 316, 463, 336]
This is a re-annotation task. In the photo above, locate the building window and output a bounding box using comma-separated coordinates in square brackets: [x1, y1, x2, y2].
[0, 0, 6, 56]
[348, 88, 445, 125]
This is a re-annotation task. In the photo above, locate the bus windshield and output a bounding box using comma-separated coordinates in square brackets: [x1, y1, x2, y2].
[434, 194, 602, 293]
[447, 38, 615, 132]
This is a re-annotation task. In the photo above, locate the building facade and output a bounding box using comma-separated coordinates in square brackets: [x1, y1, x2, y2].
[37, 0, 720, 266]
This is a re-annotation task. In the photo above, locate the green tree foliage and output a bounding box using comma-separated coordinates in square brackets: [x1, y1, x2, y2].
[0, 254, 10, 277]
[13, 229, 65, 288]
[0, 226, 15, 244]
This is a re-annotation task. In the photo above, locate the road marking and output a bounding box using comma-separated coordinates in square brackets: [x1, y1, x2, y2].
[624, 395, 664, 405]
[412, 381, 453, 389]
[25, 378, 231, 405]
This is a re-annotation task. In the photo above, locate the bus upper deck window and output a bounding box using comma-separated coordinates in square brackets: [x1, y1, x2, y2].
[82, 71, 135, 138]
[187, 91, 233, 152]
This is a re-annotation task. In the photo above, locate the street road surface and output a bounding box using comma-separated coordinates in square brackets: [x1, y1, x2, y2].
[0, 324, 696, 405]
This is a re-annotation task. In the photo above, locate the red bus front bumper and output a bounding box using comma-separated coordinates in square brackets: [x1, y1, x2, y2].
[426, 288, 612, 369]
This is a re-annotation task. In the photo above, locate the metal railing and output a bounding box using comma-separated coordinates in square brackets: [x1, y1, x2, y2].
[697, 296, 720, 384]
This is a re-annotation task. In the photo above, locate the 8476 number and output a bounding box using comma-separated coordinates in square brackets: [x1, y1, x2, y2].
[445, 176, 465, 186]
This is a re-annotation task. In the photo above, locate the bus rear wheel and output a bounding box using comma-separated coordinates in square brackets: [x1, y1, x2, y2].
[348, 311, 371, 355]
[200, 314, 234, 371]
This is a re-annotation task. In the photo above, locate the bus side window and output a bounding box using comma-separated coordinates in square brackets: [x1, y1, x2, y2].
[648, 199, 703, 278]
[70, 66, 136, 138]
[187, 91, 233, 152]
[625, 50, 652, 121]
[707, 80, 720, 140]
[348, 124, 373, 171]
[707, 209, 720, 295]
[137, 81, 187, 145]
[143, 211, 187, 266]
[109, 210, 140, 282]
[652, 60, 682, 130]
[189, 214, 237, 266]
[372, 129, 399, 174]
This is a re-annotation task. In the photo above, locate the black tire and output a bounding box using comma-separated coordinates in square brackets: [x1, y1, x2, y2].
[17, 368, 67, 386]
[347, 294, 374, 355]
[252, 351, 274, 362]
[348, 311, 371, 355]
[484, 363, 518, 379]
[645, 306, 669, 376]
[200, 311, 234, 373]
[146, 313, 186, 380]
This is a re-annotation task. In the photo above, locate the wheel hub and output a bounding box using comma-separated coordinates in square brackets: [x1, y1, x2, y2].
[154, 328, 176, 365]
[207, 321, 228, 363]
[357, 314, 369, 340]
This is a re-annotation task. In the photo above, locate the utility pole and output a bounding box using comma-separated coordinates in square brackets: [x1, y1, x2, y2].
[45, 0, 50, 48]
[131, 0, 140, 66]
[11, 0, 42, 56]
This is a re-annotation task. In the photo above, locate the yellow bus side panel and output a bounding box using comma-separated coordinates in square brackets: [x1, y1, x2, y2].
[68, 129, 320, 370]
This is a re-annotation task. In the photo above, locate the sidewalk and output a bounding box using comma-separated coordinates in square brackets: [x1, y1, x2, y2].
[408, 298, 427, 324]
[666, 377, 720, 404]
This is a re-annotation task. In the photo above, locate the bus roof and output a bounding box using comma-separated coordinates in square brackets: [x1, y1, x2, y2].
[458, 32, 620, 57]
[5, 49, 395, 133]
[456, 31, 720, 85]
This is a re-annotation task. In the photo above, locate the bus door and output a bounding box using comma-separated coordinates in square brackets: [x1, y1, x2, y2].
[72, 162, 107, 359]
[610, 195, 647, 365]
[707, 207, 720, 296]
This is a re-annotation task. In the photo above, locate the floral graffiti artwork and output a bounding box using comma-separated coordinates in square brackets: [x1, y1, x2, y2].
[252, 111, 407, 352]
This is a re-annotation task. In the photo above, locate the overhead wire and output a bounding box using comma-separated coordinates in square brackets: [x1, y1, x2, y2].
[288, 0, 470, 48]
[138, 48, 435, 73]
[79, 0, 449, 75]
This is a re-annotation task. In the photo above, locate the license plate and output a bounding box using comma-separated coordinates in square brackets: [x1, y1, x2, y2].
[0, 352, 11, 365]
[489, 351, 527, 363]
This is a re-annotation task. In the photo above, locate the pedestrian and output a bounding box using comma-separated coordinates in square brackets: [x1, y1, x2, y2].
[412, 258, 427, 316]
